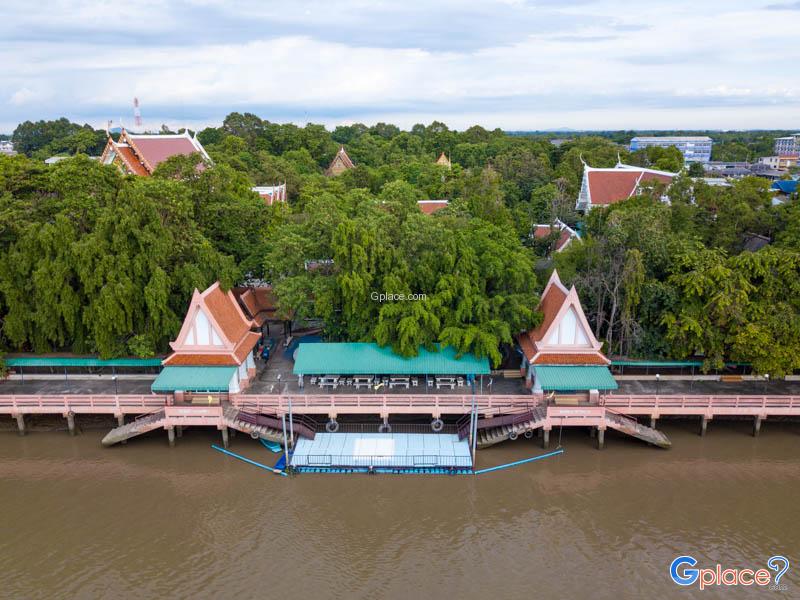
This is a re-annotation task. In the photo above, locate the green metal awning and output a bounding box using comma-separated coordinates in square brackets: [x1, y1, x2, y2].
[533, 365, 618, 391]
[5, 356, 163, 368]
[293, 342, 490, 376]
[151, 366, 237, 393]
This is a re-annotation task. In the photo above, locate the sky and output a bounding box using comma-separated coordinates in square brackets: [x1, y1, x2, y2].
[1, 0, 800, 133]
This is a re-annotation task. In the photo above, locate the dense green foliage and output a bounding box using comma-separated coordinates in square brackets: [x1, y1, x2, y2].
[2, 114, 799, 373]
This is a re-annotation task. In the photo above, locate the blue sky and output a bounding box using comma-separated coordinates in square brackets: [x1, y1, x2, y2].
[1, 0, 799, 133]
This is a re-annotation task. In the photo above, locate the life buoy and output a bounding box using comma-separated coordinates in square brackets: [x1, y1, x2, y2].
[325, 419, 339, 433]
[508, 430, 519, 441]
[431, 418, 444, 432]
[250, 430, 260, 439]
[523, 429, 534, 439]
[378, 423, 392, 434]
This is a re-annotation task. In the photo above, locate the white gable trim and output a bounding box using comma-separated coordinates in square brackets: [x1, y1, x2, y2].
[537, 285, 602, 353]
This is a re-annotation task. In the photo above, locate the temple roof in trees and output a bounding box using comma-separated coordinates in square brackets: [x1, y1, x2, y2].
[100, 129, 211, 176]
[577, 162, 675, 210]
[532, 219, 580, 253]
[163, 282, 260, 367]
[325, 146, 355, 176]
[435, 152, 452, 167]
[517, 270, 609, 366]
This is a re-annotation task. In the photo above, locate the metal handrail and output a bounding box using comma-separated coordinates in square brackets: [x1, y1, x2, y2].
[298, 454, 472, 468]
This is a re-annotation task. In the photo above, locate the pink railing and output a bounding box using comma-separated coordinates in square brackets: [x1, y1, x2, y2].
[233, 394, 543, 415]
[603, 395, 800, 413]
[0, 394, 167, 414]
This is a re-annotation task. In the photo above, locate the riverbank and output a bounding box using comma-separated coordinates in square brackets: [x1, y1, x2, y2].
[1, 423, 798, 599]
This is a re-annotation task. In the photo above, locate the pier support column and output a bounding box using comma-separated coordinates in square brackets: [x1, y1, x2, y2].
[650, 416, 657, 429]
[699, 416, 708, 437]
[596, 428, 605, 450]
[753, 416, 762, 438]
[167, 427, 176, 447]
[221, 426, 229, 449]
[542, 429, 550, 449]
[66, 413, 76, 436]
[117, 415, 127, 444]
[15, 414, 26, 436]
[589, 427, 596, 439]
[176, 425, 183, 438]
[229, 427, 236, 438]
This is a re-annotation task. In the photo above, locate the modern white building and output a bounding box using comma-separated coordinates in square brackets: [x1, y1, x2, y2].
[0, 140, 15, 155]
[629, 136, 713, 163]
[774, 134, 800, 156]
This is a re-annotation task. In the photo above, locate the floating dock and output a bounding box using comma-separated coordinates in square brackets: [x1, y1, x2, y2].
[290, 432, 472, 473]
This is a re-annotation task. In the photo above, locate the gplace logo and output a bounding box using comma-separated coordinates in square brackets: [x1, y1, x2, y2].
[670, 555, 790, 591]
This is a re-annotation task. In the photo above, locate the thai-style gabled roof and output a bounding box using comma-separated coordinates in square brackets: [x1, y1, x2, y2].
[100, 129, 211, 176]
[252, 183, 287, 205]
[532, 219, 580, 253]
[165, 282, 260, 367]
[417, 199, 449, 214]
[517, 270, 609, 365]
[577, 161, 676, 210]
[232, 286, 291, 326]
[435, 152, 451, 167]
[325, 146, 355, 176]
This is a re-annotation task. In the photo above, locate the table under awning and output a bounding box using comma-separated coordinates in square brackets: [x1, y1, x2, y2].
[151, 366, 237, 393]
[533, 365, 618, 391]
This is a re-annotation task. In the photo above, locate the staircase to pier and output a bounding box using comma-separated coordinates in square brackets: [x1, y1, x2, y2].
[101, 409, 166, 446]
[604, 410, 671, 448]
[473, 406, 548, 449]
[222, 405, 316, 444]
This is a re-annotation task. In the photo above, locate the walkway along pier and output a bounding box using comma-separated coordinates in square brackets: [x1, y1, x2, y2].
[2, 393, 799, 450]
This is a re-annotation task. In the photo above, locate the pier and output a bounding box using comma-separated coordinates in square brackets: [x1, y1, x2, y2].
[2, 393, 799, 450]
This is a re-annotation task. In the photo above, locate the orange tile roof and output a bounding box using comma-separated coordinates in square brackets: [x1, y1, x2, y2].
[128, 136, 201, 172]
[531, 353, 609, 365]
[203, 286, 252, 345]
[528, 284, 567, 343]
[234, 331, 261, 363]
[116, 145, 149, 176]
[517, 333, 537, 360]
[587, 170, 641, 206]
[418, 200, 449, 214]
[164, 353, 238, 366]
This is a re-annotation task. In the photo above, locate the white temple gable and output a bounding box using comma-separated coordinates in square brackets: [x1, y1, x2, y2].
[546, 306, 592, 347]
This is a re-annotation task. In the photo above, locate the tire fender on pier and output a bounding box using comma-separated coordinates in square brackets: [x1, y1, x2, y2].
[431, 418, 444, 432]
[326, 419, 339, 433]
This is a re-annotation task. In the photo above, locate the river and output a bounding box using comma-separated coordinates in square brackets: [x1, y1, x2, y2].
[1, 420, 797, 599]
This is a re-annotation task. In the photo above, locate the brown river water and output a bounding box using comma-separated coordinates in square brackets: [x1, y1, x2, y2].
[1, 420, 798, 600]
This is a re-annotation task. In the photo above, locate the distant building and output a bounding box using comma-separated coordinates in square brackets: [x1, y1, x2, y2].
[252, 184, 287, 206]
[325, 146, 355, 176]
[576, 161, 676, 212]
[758, 155, 798, 171]
[435, 152, 451, 168]
[629, 136, 712, 163]
[749, 163, 785, 181]
[100, 129, 211, 176]
[703, 161, 752, 179]
[417, 199, 449, 214]
[771, 179, 798, 198]
[0, 140, 15, 155]
[774, 134, 800, 156]
[531, 219, 580, 254]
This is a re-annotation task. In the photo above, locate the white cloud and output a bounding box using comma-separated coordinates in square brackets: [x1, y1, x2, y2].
[0, 0, 798, 131]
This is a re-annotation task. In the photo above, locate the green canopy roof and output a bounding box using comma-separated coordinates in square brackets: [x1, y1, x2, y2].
[533, 365, 618, 391]
[6, 356, 162, 368]
[151, 366, 237, 393]
[293, 343, 490, 376]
